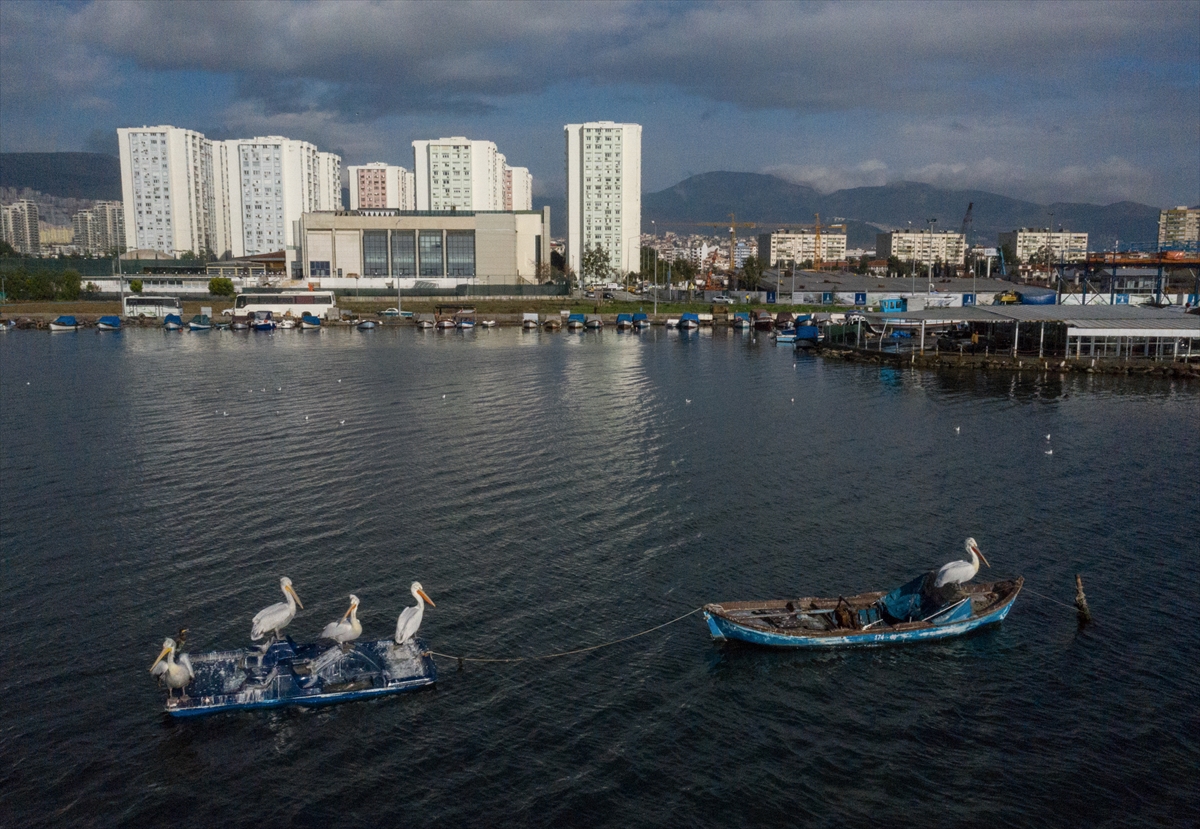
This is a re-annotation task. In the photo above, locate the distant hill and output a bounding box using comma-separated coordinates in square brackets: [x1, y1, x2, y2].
[0, 152, 121, 201]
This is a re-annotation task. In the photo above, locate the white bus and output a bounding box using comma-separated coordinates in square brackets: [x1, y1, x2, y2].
[232, 291, 338, 320]
[123, 295, 183, 318]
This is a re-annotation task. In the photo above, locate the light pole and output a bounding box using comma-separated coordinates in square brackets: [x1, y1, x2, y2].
[926, 218, 937, 294]
[653, 248, 658, 317]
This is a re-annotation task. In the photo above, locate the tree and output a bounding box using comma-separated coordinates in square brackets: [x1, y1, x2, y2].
[886, 255, 905, 277]
[855, 254, 871, 275]
[581, 243, 613, 286]
[129, 279, 143, 294]
[208, 277, 235, 297]
[740, 255, 764, 289]
[0, 241, 17, 258]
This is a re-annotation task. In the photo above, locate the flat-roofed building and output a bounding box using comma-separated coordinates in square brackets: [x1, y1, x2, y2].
[71, 201, 125, 256]
[348, 163, 415, 211]
[565, 121, 642, 280]
[877, 230, 967, 266]
[758, 229, 846, 266]
[1, 199, 41, 254]
[299, 207, 550, 286]
[997, 229, 1088, 263]
[1158, 206, 1199, 247]
[413, 138, 506, 211]
[118, 125, 216, 257]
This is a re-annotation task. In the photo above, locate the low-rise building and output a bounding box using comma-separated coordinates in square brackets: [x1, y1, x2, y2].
[758, 229, 846, 266]
[997, 229, 1088, 264]
[876, 230, 966, 266]
[299, 208, 551, 287]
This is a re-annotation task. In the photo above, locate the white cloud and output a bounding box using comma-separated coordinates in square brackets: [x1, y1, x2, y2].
[764, 160, 890, 193]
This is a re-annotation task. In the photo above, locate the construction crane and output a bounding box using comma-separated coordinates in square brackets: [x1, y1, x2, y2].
[960, 202, 974, 240]
[696, 213, 757, 277]
[780, 214, 846, 271]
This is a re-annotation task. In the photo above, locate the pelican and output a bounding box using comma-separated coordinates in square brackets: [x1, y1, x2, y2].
[395, 582, 435, 645]
[320, 594, 363, 649]
[251, 577, 303, 643]
[934, 537, 990, 588]
[150, 637, 194, 699]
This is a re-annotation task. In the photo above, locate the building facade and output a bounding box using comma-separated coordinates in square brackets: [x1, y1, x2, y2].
[348, 163, 415, 210]
[412, 138, 505, 211]
[758, 230, 847, 266]
[507, 166, 532, 211]
[118, 125, 216, 257]
[565, 121, 642, 280]
[996, 229, 1088, 263]
[0, 199, 40, 254]
[71, 201, 125, 256]
[877, 230, 967, 266]
[299, 207, 550, 286]
[1158, 207, 1200, 247]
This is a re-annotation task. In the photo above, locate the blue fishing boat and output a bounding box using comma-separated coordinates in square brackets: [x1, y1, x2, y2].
[357, 319, 377, 330]
[158, 636, 436, 717]
[632, 312, 651, 329]
[703, 575, 1023, 649]
[188, 314, 212, 331]
[96, 315, 122, 331]
[251, 311, 276, 331]
[616, 313, 634, 330]
[679, 312, 700, 330]
[566, 313, 586, 331]
[732, 311, 752, 330]
[163, 314, 183, 331]
[49, 315, 79, 331]
[300, 312, 321, 330]
[793, 324, 820, 349]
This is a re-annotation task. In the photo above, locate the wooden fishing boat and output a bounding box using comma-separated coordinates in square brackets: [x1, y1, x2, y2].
[435, 318, 456, 330]
[357, 319, 376, 330]
[188, 314, 212, 331]
[157, 636, 436, 717]
[584, 314, 603, 330]
[415, 313, 436, 329]
[163, 314, 184, 331]
[566, 313, 585, 331]
[632, 312, 651, 329]
[543, 316, 562, 331]
[49, 315, 80, 331]
[753, 310, 774, 331]
[732, 312, 752, 330]
[522, 313, 540, 330]
[615, 313, 634, 330]
[299, 313, 321, 330]
[679, 312, 700, 330]
[96, 315, 122, 331]
[703, 574, 1023, 649]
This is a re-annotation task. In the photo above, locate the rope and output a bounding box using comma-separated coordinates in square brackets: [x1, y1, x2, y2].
[425, 607, 703, 664]
[1022, 587, 1083, 612]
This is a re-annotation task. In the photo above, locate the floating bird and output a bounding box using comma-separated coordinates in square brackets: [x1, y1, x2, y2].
[338, 379, 342, 383]
[955, 426, 961, 435]
[150, 637, 194, 699]
[791, 398, 795, 403]
[395, 582, 435, 645]
[305, 415, 309, 421]
[685, 399, 692, 404]
[320, 594, 362, 649]
[277, 386, 282, 391]
[442, 394, 446, 399]
[251, 577, 303, 643]
[223, 411, 227, 416]
[339, 419, 346, 425]
[1045, 434, 1051, 441]
[1045, 449, 1053, 455]
[934, 537, 990, 588]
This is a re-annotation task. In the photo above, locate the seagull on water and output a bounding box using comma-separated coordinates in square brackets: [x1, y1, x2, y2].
[955, 426, 960, 434]
[1045, 449, 1053, 455]
[339, 419, 346, 425]
[1045, 434, 1051, 441]
[685, 399, 692, 404]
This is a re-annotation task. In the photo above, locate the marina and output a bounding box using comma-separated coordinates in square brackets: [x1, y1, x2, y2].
[2, 325, 1198, 828]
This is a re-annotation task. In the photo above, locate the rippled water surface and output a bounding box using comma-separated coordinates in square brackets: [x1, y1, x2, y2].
[2, 327, 1198, 827]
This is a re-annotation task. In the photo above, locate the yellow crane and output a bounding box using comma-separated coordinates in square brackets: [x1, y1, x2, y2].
[810, 214, 846, 271]
[696, 213, 757, 276]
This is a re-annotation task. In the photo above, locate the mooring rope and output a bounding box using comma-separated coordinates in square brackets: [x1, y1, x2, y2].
[425, 607, 703, 664]
[1022, 587, 1082, 613]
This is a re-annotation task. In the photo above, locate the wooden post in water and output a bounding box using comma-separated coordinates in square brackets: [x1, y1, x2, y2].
[1075, 574, 1092, 626]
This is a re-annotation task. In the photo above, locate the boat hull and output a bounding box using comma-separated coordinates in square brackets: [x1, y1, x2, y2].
[704, 578, 1022, 649]
[162, 637, 436, 717]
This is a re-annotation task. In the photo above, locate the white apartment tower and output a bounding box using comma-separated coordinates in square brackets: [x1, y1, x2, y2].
[317, 152, 342, 211]
[0, 199, 40, 254]
[413, 138, 504, 211]
[565, 121, 642, 279]
[876, 230, 967, 266]
[996, 229, 1088, 263]
[118, 126, 216, 256]
[1158, 207, 1199, 247]
[348, 163, 416, 210]
[508, 166, 532, 211]
[71, 201, 125, 256]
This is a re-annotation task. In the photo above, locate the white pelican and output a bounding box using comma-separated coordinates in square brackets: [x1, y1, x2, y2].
[320, 594, 363, 648]
[150, 638, 194, 699]
[251, 577, 303, 643]
[395, 582, 435, 645]
[934, 537, 991, 588]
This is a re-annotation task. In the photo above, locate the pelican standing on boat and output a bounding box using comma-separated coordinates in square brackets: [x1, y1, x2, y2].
[150, 638, 194, 699]
[251, 576, 303, 643]
[320, 594, 363, 649]
[395, 582, 435, 645]
[934, 537, 991, 587]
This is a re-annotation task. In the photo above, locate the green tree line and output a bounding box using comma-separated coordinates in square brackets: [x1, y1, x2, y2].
[1, 266, 82, 301]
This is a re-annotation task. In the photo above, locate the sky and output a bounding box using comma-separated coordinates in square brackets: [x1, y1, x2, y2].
[1, 0, 1198, 207]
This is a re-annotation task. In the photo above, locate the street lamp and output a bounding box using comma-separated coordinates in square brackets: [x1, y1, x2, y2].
[926, 217, 937, 294]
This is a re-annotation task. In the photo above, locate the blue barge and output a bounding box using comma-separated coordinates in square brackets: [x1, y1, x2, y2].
[162, 636, 436, 717]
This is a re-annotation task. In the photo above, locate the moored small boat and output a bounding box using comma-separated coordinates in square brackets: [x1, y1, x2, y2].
[49, 315, 79, 331]
[665, 318, 680, 329]
[566, 313, 585, 331]
[543, 316, 563, 331]
[753, 310, 774, 331]
[456, 315, 476, 330]
[357, 319, 377, 330]
[278, 318, 296, 330]
[704, 574, 1023, 649]
[794, 324, 819, 349]
[96, 315, 122, 331]
[435, 318, 456, 330]
[188, 314, 212, 331]
[774, 331, 796, 345]
[299, 313, 322, 330]
[230, 320, 249, 331]
[732, 311, 751, 330]
[679, 312, 700, 330]
[522, 312, 540, 330]
[252, 311, 276, 331]
[415, 313, 436, 329]
[616, 313, 634, 330]
[632, 312, 651, 329]
[163, 314, 184, 331]
[479, 319, 497, 328]
[585, 314, 603, 330]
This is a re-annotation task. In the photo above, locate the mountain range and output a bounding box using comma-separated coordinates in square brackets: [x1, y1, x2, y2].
[0, 153, 1163, 250]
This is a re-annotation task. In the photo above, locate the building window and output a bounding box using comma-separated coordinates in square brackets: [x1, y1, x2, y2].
[310, 260, 331, 278]
[418, 230, 443, 277]
[391, 231, 416, 276]
[362, 231, 388, 276]
[446, 231, 475, 277]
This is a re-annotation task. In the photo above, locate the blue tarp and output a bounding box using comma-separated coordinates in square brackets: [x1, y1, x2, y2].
[163, 314, 182, 326]
[795, 325, 819, 340]
[97, 315, 121, 327]
[680, 312, 700, 322]
[878, 574, 928, 622]
[632, 313, 647, 322]
[877, 572, 975, 625]
[53, 316, 77, 326]
[616, 313, 633, 323]
[567, 313, 585, 323]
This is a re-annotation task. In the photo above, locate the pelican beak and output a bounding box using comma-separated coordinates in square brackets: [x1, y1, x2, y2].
[973, 544, 990, 568]
[417, 589, 435, 607]
[341, 604, 353, 621]
[150, 645, 171, 672]
[287, 584, 304, 609]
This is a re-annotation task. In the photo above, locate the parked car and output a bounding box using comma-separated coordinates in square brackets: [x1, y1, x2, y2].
[603, 291, 616, 300]
[380, 307, 400, 317]
[584, 290, 595, 298]
[712, 296, 737, 305]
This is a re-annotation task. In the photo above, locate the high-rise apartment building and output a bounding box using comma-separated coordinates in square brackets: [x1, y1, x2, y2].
[71, 201, 125, 256]
[413, 138, 504, 211]
[507, 166, 532, 211]
[758, 230, 847, 266]
[348, 163, 415, 210]
[1158, 207, 1199, 247]
[0, 199, 40, 254]
[876, 231, 967, 266]
[996, 229, 1088, 263]
[565, 121, 642, 279]
[119, 126, 342, 260]
[118, 125, 216, 256]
